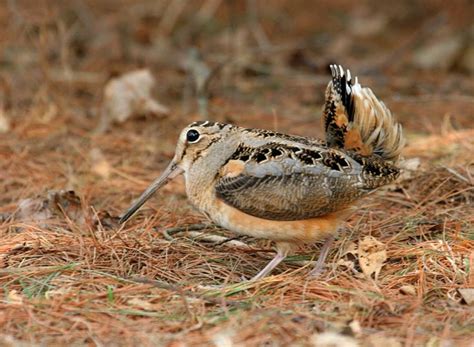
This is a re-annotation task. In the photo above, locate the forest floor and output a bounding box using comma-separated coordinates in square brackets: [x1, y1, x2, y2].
[0, 1, 473, 346]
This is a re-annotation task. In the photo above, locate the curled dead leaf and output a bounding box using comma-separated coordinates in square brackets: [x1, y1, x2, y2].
[338, 242, 364, 278]
[99, 69, 169, 132]
[358, 236, 387, 280]
[340, 237, 387, 280]
[458, 288, 474, 306]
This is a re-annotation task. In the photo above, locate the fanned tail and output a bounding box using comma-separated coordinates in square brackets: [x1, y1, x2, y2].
[322, 64, 405, 162]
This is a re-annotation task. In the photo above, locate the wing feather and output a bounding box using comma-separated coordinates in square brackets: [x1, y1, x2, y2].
[215, 148, 365, 220]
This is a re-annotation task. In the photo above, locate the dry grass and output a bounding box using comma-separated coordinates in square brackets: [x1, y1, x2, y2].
[1, 1, 473, 346]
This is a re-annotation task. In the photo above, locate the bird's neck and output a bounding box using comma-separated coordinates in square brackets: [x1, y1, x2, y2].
[184, 135, 240, 212]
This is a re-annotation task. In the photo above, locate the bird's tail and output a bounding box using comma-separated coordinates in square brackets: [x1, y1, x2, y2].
[322, 65, 405, 162]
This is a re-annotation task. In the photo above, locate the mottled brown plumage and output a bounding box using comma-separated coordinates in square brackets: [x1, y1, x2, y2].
[119, 65, 405, 280]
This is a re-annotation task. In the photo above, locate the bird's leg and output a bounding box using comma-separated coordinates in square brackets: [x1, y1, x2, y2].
[309, 234, 336, 277]
[251, 242, 292, 281]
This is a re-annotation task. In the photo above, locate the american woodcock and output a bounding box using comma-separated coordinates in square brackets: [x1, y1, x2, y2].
[120, 65, 405, 280]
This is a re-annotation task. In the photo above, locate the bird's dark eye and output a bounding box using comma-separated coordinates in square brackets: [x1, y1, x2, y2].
[186, 129, 200, 143]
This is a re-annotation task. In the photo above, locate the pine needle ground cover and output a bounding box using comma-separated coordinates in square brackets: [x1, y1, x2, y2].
[0, 1, 472, 346]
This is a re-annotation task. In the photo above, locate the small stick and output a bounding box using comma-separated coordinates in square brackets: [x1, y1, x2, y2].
[159, 223, 218, 236]
[130, 277, 247, 308]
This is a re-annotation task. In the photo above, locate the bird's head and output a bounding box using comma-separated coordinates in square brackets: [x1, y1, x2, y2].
[119, 121, 231, 223]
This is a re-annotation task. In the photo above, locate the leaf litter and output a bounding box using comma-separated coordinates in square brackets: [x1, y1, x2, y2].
[0, 1, 473, 346]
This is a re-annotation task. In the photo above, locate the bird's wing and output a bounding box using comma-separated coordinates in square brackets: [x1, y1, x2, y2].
[215, 143, 365, 221]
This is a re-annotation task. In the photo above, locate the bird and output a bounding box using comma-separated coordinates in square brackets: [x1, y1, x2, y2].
[119, 65, 405, 281]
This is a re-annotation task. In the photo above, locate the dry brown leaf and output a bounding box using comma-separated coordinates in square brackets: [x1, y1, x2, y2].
[99, 69, 169, 132]
[17, 190, 86, 226]
[338, 242, 365, 278]
[358, 236, 387, 280]
[458, 288, 474, 306]
[399, 285, 417, 296]
[17, 197, 53, 223]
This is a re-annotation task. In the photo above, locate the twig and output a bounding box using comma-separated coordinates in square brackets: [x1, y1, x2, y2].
[186, 231, 252, 249]
[159, 223, 253, 249]
[157, 0, 187, 36]
[159, 223, 218, 236]
[182, 48, 227, 117]
[444, 167, 472, 185]
[130, 277, 247, 308]
[246, 0, 271, 49]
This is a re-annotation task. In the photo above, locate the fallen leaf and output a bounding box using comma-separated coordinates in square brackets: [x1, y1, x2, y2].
[99, 69, 169, 132]
[338, 242, 365, 278]
[358, 236, 387, 280]
[16, 190, 86, 226]
[399, 285, 417, 296]
[18, 197, 53, 223]
[458, 288, 474, 306]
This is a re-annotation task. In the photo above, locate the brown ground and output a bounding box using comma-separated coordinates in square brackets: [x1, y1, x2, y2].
[0, 1, 473, 346]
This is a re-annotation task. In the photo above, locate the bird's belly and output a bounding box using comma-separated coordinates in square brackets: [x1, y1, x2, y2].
[207, 198, 344, 243]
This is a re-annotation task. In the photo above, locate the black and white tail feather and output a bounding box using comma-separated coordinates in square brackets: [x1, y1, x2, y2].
[323, 64, 405, 162]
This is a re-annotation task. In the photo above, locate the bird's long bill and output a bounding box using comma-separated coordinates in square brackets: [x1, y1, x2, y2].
[119, 161, 183, 224]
